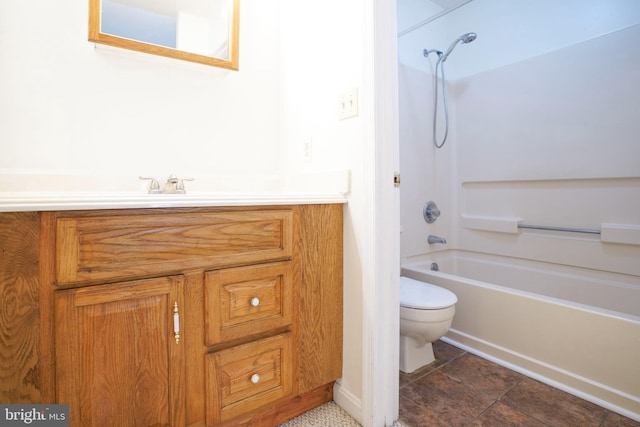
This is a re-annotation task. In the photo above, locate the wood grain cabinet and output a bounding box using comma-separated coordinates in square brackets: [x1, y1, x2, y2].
[0, 204, 343, 427]
[55, 276, 186, 426]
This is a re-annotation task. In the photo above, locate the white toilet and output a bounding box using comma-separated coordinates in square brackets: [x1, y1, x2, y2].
[399, 276, 457, 373]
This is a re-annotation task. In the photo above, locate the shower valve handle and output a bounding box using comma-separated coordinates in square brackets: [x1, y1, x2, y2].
[423, 201, 441, 223]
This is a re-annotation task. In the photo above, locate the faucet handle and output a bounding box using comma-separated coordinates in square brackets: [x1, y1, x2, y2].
[139, 176, 162, 194]
[423, 201, 441, 223]
[176, 178, 194, 194]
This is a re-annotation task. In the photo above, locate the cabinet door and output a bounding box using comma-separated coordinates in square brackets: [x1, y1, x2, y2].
[55, 276, 186, 427]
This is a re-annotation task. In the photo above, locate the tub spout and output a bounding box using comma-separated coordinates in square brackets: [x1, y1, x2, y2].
[428, 235, 447, 244]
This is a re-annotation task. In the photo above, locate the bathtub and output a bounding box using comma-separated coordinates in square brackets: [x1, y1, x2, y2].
[401, 250, 640, 420]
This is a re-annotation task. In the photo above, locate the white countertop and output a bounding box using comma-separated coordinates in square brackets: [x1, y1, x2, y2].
[0, 170, 350, 212]
[0, 191, 348, 212]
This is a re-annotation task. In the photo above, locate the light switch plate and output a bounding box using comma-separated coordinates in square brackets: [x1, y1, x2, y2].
[339, 88, 358, 120]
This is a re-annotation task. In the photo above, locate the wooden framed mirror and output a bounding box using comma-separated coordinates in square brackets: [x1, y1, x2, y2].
[89, 0, 240, 70]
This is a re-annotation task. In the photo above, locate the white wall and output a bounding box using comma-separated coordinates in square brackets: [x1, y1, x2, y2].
[0, 1, 281, 181]
[456, 24, 640, 182]
[278, 0, 367, 417]
[279, 1, 361, 175]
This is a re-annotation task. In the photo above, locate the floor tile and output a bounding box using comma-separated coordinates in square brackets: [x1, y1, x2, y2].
[438, 353, 524, 400]
[433, 339, 465, 363]
[398, 341, 640, 427]
[400, 359, 443, 387]
[468, 401, 547, 426]
[399, 396, 436, 427]
[400, 370, 494, 426]
[601, 411, 640, 427]
[501, 377, 608, 426]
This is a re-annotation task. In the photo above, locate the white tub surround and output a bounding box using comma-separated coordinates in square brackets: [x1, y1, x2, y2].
[0, 169, 350, 212]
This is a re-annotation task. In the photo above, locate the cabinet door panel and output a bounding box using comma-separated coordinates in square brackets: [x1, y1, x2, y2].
[55, 276, 185, 427]
[0, 212, 41, 403]
[295, 204, 343, 393]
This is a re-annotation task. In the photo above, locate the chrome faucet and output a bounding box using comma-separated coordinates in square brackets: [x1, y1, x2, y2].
[162, 174, 194, 194]
[162, 174, 179, 193]
[427, 235, 447, 244]
[140, 174, 194, 194]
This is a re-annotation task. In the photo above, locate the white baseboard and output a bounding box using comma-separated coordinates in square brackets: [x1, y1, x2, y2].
[333, 380, 363, 425]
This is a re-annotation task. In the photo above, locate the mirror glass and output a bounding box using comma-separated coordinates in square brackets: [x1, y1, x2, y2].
[89, 0, 239, 70]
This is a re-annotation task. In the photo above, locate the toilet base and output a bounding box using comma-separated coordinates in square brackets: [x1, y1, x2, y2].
[399, 335, 435, 373]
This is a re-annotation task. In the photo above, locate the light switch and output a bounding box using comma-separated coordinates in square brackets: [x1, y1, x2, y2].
[339, 88, 358, 120]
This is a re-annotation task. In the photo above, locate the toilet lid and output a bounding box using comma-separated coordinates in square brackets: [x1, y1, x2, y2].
[400, 276, 457, 309]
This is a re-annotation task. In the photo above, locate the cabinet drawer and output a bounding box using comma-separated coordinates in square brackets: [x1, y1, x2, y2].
[206, 333, 293, 424]
[55, 209, 293, 285]
[205, 262, 294, 345]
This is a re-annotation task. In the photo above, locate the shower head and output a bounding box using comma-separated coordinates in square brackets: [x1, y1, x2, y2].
[460, 32, 477, 43]
[441, 32, 477, 62]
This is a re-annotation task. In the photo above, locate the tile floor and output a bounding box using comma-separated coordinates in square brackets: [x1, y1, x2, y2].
[399, 340, 640, 427]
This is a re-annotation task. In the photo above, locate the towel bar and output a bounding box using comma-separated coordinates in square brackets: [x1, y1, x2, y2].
[517, 224, 601, 235]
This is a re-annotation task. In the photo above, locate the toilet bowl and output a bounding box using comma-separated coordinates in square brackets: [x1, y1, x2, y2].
[400, 276, 457, 373]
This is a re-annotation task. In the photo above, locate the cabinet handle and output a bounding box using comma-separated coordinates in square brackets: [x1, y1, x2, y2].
[173, 301, 180, 344]
[250, 297, 260, 307]
[250, 374, 260, 384]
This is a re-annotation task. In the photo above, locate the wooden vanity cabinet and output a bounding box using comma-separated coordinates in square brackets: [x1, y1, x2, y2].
[0, 204, 343, 427]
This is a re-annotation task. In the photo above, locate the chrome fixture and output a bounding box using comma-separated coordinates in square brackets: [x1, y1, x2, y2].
[427, 235, 447, 244]
[430, 263, 439, 271]
[423, 32, 477, 149]
[139, 176, 161, 194]
[140, 174, 194, 194]
[518, 224, 601, 235]
[163, 173, 180, 193]
[176, 177, 194, 194]
[163, 174, 194, 194]
[442, 32, 477, 63]
[423, 201, 441, 223]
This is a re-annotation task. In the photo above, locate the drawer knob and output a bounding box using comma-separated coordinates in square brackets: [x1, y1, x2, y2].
[250, 297, 260, 307]
[250, 373, 260, 384]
